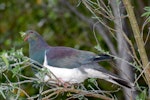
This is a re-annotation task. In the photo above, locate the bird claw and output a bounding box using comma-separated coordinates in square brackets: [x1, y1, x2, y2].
[56, 78, 71, 88]
[63, 82, 71, 88]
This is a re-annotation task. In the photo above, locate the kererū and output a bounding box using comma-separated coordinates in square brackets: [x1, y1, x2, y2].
[23, 30, 134, 89]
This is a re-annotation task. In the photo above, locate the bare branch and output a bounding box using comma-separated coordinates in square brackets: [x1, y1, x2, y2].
[59, 0, 117, 55]
[110, 1, 135, 100]
[41, 87, 113, 100]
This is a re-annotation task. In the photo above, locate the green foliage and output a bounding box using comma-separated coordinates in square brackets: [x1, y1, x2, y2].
[142, 7, 150, 17]
[0, 0, 97, 51]
[0, 49, 25, 99]
[136, 89, 147, 100]
[0, 49, 116, 100]
[1, 52, 9, 68]
[142, 7, 150, 22]
[0, 49, 25, 74]
[20, 32, 26, 38]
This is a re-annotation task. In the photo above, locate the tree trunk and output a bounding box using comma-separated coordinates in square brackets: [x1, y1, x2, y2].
[110, 1, 136, 99]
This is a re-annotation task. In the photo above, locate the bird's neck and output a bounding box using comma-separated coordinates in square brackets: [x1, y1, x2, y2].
[29, 38, 50, 64]
[29, 38, 49, 50]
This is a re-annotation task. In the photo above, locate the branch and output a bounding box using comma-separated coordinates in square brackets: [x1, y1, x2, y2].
[110, 1, 136, 100]
[41, 87, 113, 100]
[122, 0, 150, 98]
[59, 0, 117, 55]
[122, 0, 150, 87]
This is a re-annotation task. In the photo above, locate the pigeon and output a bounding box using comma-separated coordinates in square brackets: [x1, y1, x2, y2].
[22, 30, 134, 89]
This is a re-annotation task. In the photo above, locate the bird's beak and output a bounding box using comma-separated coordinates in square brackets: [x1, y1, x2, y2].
[20, 31, 28, 41]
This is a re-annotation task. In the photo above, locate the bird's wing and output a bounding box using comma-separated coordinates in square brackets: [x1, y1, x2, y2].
[45, 46, 110, 68]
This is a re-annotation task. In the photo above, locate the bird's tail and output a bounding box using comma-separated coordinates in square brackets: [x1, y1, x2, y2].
[86, 68, 134, 90]
[105, 74, 135, 90]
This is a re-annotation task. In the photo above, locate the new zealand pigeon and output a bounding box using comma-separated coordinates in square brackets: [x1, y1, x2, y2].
[23, 30, 134, 89]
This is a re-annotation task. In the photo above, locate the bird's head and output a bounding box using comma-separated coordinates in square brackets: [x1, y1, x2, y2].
[20, 30, 40, 42]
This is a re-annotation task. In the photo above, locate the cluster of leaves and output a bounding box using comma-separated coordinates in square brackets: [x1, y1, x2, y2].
[0, 49, 29, 99]
[0, 49, 121, 100]
[142, 7, 150, 21]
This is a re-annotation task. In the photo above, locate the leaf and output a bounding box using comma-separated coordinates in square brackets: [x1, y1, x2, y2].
[12, 65, 21, 78]
[142, 6, 150, 19]
[136, 89, 147, 100]
[0, 90, 6, 99]
[94, 44, 102, 52]
[20, 31, 26, 38]
[67, 92, 72, 97]
[1, 52, 9, 68]
[141, 12, 150, 17]
[87, 78, 96, 83]
[144, 7, 150, 12]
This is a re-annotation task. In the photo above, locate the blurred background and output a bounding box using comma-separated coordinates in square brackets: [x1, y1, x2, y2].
[0, 0, 99, 53]
[0, 0, 149, 57]
[0, 0, 150, 100]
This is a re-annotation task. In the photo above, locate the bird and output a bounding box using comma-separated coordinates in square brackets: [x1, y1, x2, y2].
[22, 30, 134, 89]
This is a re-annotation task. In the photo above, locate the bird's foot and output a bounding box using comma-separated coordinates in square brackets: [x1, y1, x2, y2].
[56, 78, 71, 88]
[63, 82, 71, 88]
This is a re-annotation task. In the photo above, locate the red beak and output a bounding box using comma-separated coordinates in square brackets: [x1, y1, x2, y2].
[24, 35, 29, 41]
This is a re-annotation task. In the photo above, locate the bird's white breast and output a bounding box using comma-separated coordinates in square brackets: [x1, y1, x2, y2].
[43, 52, 88, 83]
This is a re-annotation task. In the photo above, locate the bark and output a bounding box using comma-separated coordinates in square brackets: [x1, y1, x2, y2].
[110, 1, 136, 99]
[122, 0, 150, 98]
